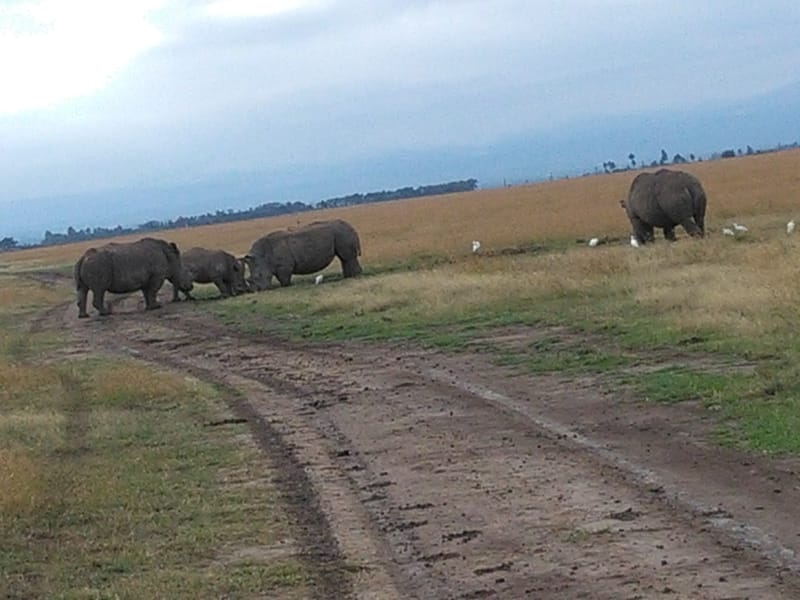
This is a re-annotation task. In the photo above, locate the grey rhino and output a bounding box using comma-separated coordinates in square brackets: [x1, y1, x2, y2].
[246, 219, 362, 290]
[74, 237, 193, 318]
[622, 169, 707, 245]
[172, 247, 250, 301]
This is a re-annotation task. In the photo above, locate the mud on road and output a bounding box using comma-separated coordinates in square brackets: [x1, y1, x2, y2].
[43, 292, 800, 599]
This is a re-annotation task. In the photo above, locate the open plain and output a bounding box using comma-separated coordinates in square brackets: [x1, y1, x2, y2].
[4, 150, 800, 598]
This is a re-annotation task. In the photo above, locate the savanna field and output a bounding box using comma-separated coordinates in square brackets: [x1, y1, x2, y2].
[2, 148, 800, 597]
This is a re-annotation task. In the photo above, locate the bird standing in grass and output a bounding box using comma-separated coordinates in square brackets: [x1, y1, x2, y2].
[471, 240, 481, 253]
[787, 220, 795, 235]
[722, 227, 735, 236]
[314, 274, 324, 285]
[588, 238, 599, 247]
[629, 236, 640, 248]
[732, 223, 748, 233]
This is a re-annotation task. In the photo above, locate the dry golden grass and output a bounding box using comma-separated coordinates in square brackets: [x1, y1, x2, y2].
[0, 275, 70, 311]
[3, 149, 800, 347]
[0, 361, 61, 400]
[4, 149, 798, 270]
[0, 448, 46, 514]
[81, 360, 199, 407]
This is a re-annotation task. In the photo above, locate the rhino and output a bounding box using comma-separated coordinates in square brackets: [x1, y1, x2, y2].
[172, 247, 250, 301]
[622, 169, 707, 245]
[245, 219, 362, 290]
[74, 237, 193, 318]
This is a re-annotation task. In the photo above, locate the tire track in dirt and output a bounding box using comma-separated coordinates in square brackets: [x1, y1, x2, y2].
[51, 305, 369, 600]
[52, 295, 800, 599]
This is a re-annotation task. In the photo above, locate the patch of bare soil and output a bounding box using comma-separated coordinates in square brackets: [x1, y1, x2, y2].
[43, 288, 800, 599]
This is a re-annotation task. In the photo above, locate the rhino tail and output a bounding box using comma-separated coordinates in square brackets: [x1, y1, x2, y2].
[74, 248, 100, 289]
[73, 257, 83, 289]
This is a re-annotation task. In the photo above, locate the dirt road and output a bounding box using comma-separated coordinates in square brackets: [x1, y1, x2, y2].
[42, 291, 800, 599]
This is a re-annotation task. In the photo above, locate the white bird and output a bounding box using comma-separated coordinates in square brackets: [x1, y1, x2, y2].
[588, 237, 599, 247]
[471, 240, 481, 253]
[732, 223, 748, 232]
[787, 220, 796, 235]
[722, 227, 735, 236]
[314, 274, 324, 285]
[629, 235, 640, 248]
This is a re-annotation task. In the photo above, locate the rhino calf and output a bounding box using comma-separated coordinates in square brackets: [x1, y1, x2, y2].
[173, 247, 249, 301]
[623, 169, 707, 245]
[75, 237, 192, 318]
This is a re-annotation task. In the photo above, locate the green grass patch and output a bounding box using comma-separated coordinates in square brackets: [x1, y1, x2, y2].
[0, 352, 309, 599]
[203, 254, 800, 455]
[631, 367, 749, 405]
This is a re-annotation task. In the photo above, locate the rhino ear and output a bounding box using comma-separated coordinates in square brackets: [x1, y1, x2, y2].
[169, 242, 179, 254]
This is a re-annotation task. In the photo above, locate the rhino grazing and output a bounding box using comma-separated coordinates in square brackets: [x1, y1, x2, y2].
[245, 219, 362, 290]
[172, 247, 250, 301]
[74, 237, 193, 318]
[622, 169, 707, 245]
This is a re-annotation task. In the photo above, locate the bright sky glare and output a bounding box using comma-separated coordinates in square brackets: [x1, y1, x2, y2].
[0, 0, 164, 115]
[205, 0, 324, 19]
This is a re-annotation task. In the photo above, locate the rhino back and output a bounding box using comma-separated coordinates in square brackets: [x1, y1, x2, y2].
[182, 247, 235, 283]
[97, 239, 171, 292]
[629, 170, 699, 228]
[282, 227, 336, 274]
[76, 248, 114, 290]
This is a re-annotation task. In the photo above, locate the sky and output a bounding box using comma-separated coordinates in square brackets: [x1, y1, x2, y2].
[1, 0, 799, 242]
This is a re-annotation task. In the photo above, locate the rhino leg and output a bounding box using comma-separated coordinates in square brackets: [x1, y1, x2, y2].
[275, 268, 293, 287]
[77, 287, 89, 318]
[172, 284, 193, 302]
[93, 289, 111, 316]
[681, 220, 703, 238]
[213, 279, 233, 298]
[663, 226, 676, 242]
[143, 278, 163, 310]
[341, 257, 362, 278]
[630, 215, 653, 245]
[695, 213, 705, 235]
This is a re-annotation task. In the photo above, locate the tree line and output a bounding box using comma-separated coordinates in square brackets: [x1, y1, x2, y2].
[598, 141, 798, 175]
[8, 179, 478, 250]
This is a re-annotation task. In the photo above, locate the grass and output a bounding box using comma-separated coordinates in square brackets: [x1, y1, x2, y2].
[0, 275, 310, 599]
[4, 149, 800, 458]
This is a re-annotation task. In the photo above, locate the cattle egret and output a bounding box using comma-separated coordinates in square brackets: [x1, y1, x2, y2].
[787, 220, 796, 235]
[471, 240, 481, 253]
[732, 223, 748, 232]
[722, 227, 735, 236]
[588, 237, 599, 247]
[314, 274, 324, 285]
[629, 235, 639, 248]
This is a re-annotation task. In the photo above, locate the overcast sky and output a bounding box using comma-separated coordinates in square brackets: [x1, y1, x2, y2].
[2, 0, 799, 240]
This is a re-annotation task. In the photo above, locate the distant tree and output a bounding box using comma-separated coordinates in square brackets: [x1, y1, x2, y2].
[0, 236, 18, 251]
[673, 153, 687, 164]
[660, 149, 668, 165]
[628, 153, 636, 168]
[746, 145, 754, 155]
[689, 153, 696, 161]
[721, 149, 736, 158]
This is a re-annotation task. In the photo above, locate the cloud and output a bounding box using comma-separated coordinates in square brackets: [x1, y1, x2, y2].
[1, 0, 799, 209]
[0, 0, 166, 115]
[205, 0, 329, 19]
